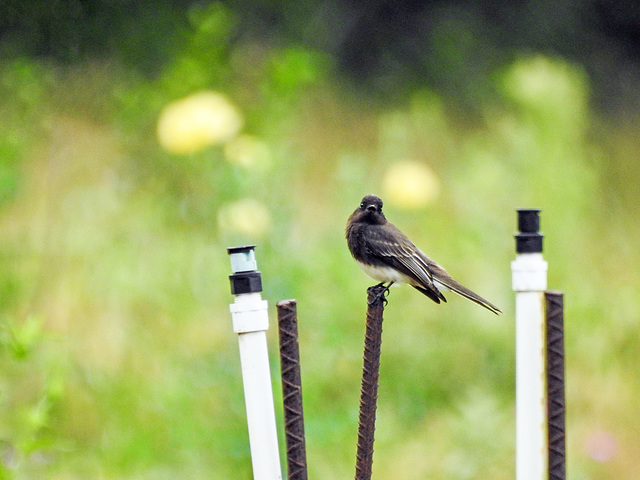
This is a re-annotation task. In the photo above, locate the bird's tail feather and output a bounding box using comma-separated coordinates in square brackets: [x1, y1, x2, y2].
[435, 277, 502, 315]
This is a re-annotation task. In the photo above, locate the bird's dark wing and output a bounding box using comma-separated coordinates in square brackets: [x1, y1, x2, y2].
[367, 223, 502, 314]
[365, 223, 446, 303]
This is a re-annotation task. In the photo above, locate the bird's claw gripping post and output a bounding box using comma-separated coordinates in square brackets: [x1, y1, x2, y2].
[367, 282, 393, 306]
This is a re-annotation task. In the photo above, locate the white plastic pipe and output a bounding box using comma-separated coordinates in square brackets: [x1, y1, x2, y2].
[512, 252, 548, 480]
[230, 292, 282, 480]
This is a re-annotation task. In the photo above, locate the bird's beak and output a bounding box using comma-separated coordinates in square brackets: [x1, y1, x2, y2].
[366, 205, 377, 212]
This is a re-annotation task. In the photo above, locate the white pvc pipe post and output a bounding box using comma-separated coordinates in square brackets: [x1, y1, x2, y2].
[227, 246, 282, 480]
[511, 209, 547, 480]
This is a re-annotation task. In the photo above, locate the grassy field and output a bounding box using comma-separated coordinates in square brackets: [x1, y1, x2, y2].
[1, 17, 640, 479]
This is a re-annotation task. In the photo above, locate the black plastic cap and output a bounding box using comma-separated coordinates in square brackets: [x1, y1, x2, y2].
[515, 209, 543, 253]
[517, 209, 540, 233]
[229, 271, 263, 294]
[227, 245, 256, 255]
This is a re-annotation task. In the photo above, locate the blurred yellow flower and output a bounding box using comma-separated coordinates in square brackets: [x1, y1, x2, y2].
[217, 198, 271, 238]
[382, 160, 440, 209]
[157, 91, 243, 154]
[223, 134, 272, 170]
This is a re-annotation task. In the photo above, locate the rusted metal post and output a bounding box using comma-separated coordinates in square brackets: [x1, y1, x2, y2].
[354, 284, 386, 480]
[276, 300, 308, 480]
[546, 291, 566, 480]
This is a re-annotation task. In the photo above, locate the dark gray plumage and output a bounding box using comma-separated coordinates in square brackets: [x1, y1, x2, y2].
[346, 194, 501, 314]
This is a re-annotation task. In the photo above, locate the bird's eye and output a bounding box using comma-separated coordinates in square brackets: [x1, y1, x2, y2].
[360, 202, 365, 209]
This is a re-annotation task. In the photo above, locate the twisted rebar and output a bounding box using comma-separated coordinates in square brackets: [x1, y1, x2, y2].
[277, 299, 308, 480]
[354, 284, 387, 480]
[546, 291, 566, 480]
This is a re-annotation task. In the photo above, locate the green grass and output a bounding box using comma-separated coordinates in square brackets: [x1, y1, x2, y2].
[1, 45, 639, 479]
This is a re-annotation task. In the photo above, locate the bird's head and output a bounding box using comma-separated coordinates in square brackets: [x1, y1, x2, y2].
[349, 194, 387, 225]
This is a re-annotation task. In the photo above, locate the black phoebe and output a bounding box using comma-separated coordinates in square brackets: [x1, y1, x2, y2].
[346, 194, 502, 314]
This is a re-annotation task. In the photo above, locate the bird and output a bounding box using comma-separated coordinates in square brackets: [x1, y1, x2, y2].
[346, 194, 502, 314]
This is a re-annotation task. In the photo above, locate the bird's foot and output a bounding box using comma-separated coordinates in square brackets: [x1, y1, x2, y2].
[367, 282, 394, 306]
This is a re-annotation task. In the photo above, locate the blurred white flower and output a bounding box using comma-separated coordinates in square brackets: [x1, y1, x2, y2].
[224, 134, 272, 170]
[157, 91, 243, 154]
[382, 160, 440, 209]
[501, 55, 587, 124]
[217, 198, 271, 238]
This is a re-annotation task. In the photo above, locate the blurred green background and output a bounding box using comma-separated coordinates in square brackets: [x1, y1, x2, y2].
[1, 1, 639, 479]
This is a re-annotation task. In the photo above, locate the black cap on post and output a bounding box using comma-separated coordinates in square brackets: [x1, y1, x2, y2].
[227, 245, 263, 294]
[515, 209, 543, 253]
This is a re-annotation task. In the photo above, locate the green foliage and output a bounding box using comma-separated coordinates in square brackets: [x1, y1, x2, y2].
[2, 315, 43, 359]
[0, 8, 638, 480]
[0, 315, 65, 478]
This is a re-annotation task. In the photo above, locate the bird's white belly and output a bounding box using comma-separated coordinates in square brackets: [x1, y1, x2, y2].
[358, 263, 412, 284]
[358, 262, 449, 292]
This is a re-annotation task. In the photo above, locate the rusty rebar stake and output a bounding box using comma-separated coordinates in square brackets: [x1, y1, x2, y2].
[277, 299, 308, 480]
[354, 284, 386, 480]
[546, 291, 566, 480]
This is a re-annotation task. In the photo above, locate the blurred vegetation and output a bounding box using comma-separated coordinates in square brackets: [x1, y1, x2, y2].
[1, 1, 640, 479]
